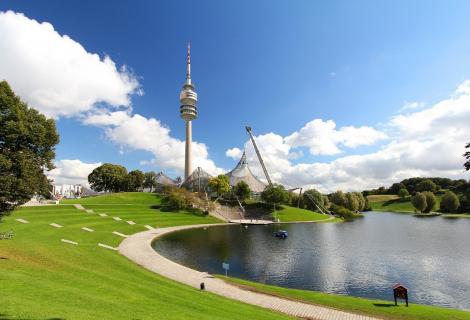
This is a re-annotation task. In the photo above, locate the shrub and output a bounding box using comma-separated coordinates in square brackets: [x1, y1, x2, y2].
[398, 188, 409, 198]
[330, 204, 355, 220]
[162, 192, 188, 211]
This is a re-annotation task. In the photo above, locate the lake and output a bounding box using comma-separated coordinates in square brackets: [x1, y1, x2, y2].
[153, 212, 470, 310]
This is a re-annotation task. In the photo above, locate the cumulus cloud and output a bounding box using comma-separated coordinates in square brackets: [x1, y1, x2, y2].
[228, 82, 470, 192]
[48, 159, 101, 186]
[285, 119, 387, 155]
[399, 101, 426, 112]
[0, 10, 140, 118]
[226, 147, 243, 160]
[83, 111, 224, 176]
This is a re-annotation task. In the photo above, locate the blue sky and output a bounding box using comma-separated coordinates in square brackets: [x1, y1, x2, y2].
[1, 1, 470, 191]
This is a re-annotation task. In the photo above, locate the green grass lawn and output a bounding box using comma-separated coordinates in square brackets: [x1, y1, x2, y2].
[273, 205, 337, 222]
[0, 192, 291, 320]
[217, 276, 470, 320]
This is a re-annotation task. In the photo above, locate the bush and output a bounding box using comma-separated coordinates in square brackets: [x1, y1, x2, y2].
[440, 191, 460, 213]
[161, 192, 188, 211]
[330, 204, 356, 220]
[398, 188, 409, 198]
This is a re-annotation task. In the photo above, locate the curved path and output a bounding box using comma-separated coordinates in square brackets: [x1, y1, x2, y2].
[119, 224, 380, 320]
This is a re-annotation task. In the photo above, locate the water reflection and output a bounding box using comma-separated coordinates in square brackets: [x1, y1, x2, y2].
[153, 212, 470, 309]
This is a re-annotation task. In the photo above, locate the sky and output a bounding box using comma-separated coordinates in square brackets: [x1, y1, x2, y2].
[1, 0, 470, 192]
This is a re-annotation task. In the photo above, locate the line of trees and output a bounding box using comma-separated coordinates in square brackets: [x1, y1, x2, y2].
[88, 163, 159, 193]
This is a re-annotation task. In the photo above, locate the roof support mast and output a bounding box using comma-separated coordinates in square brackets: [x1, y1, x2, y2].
[245, 126, 273, 186]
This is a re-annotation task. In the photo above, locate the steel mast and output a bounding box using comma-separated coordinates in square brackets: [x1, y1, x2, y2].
[245, 126, 273, 186]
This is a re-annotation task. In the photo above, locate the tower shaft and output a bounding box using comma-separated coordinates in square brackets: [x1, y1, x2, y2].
[185, 120, 192, 179]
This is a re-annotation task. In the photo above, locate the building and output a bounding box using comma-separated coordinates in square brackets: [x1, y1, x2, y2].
[179, 43, 198, 180]
[226, 151, 267, 193]
[52, 184, 83, 199]
[181, 167, 213, 193]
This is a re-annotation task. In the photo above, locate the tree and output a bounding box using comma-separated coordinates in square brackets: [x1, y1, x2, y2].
[127, 170, 144, 191]
[389, 182, 406, 195]
[353, 192, 366, 211]
[233, 181, 251, 202]
[0, 81, 59, 220]
[345, 193, 359, 211]
[422, 191, 437, 213]
[261, 184, 290, 210]
[416, 179, 437, 193]
[411, 192, 427, 213]
[465, 142, 470, 171]
[303, 188, 324, 211]
[330, 190, 347, 207]
[440, 191, 460, 213]
[322, 195, 330, 209]
[143, 171, 157, 192]
[398, 188, 409, 198]
[208, 174, 230, 198]
[88, 163, 128, 192]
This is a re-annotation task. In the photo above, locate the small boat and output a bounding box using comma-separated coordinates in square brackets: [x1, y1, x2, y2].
[273, 230, 288, 238]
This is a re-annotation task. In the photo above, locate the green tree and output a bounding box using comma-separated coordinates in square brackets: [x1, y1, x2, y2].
[330, 190, 347, 207]
[208, 174, 230, 198]
[88, 163, 128, 192]
[465, 142, 470, 171]
[416, 179, 437, 193]
[389, 182, 406, 195]
[303, 188, 324, 211]
[0, 81, 59, 220]
[127, 170, 144, 191]
[422, 191, 437, 213]
[353, 192, 366, 211]
[398, 188, 409, 198]
[322, 195, 330, 209]
[411, 192, 427, 213]
[345, 193, 359, 211]
[440, 191, 460, 213]
[233, 181, 251, 202]
[261, 184, 290, 210]
[143, 171, 157, 192]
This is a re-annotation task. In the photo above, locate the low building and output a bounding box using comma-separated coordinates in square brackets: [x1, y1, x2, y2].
[225, 152, 266, 193]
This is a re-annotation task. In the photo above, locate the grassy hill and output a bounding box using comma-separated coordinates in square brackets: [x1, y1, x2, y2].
[274, 205, 336, 222]
[0, 192, 289, 320]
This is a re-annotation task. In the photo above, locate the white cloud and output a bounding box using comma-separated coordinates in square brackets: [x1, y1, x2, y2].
[227, 82, 470, 192]
[83, 111, 224, 176]
[226, 147, 243, 160]
[0, 11, 140, 118]
[48, 159, 101, 186]
[285, 119, 387, 155]
[399, 101, 426, 112]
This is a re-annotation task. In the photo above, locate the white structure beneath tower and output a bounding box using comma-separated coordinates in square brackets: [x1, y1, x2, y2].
[179, 43, 198, 180]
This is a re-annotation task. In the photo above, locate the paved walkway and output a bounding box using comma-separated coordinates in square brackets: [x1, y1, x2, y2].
[119, 224, 381, 320]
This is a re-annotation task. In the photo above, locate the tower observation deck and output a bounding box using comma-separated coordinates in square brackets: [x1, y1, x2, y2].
[180, 43, 198, 179]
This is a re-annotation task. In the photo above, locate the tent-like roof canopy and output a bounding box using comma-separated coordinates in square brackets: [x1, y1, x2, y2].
[226, 152, 266, 193]
[155, 172, 177, 186]
[181, 167, 213, 192]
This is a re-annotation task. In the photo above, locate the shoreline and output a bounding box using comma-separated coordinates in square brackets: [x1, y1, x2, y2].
[119, 222, 379, 320]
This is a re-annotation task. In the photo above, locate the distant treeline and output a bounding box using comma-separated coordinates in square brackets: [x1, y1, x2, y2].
[363, 177, 470, 213]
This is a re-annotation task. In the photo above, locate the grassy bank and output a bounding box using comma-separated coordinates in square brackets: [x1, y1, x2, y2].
[0, 193, 291, 320]
[217, 276, 470, 320]
[274, 205, 337, 222]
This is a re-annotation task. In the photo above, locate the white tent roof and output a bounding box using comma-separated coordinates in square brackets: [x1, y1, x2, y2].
[226, 152, 266, 193]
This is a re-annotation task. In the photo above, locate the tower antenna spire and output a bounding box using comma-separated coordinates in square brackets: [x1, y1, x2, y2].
[186, 42, 191, 84]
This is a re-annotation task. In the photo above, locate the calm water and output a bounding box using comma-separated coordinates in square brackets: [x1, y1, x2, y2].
[154, 212, 470, 310]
